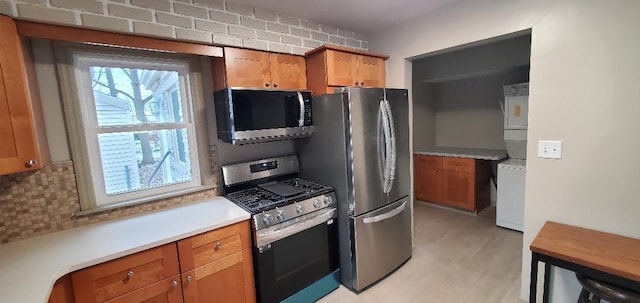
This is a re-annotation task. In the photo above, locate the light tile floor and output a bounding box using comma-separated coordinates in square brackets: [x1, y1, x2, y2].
[319, 202, 525, 303]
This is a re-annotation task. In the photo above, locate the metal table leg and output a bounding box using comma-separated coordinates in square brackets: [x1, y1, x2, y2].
[543, 263, 551, 303]
[530, 252, 539, 303]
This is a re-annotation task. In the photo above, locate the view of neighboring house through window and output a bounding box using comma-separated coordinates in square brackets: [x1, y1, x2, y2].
[57, 45, 205, 211]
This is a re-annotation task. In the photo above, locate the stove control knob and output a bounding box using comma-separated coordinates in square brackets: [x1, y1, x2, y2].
[276, 211, 284, 221]
[296, 205, 304, 214]
[262, 214, 272, 226]
[313, 199, 321, 208]
[324, 196, 332, 205]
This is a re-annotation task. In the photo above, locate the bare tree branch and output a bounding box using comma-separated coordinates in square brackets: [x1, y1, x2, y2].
[92, 80, 135, 101]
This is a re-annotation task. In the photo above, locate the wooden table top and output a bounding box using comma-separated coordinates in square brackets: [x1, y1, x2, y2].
[531, 221, 640, 282]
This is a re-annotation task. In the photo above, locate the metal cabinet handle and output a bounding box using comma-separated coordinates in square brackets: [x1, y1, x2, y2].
[273, 82, 279, 87]
[355, 81, 359, 85]
[25, 159, 37, 168]
[265, 81, 271, 87]
[360, 81, 364, 86]
[215, 242, 222, 250]
[127, 271, 134, 279]
[186, 275, 193, 282]
[171, 280, 178, 288]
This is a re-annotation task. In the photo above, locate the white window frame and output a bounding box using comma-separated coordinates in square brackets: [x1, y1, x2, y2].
[55, 43, 213, 214]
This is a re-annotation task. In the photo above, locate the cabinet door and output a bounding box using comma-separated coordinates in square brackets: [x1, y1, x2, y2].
[269, 53, 307, 89]
[356, 55, 385, 88]
[71, 243, 180, 303]
[414, 156, 442, 202]
[105, 276, 183, 303]
[0, 16, 47, 175]
[182, 250, 256, 303]
[223, 48, 270, 88]
[441, 170, 475, 211]
[326, 50, 358, 86]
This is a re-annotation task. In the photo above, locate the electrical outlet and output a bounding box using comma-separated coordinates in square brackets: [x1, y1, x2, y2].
[538, 140, 562, 159]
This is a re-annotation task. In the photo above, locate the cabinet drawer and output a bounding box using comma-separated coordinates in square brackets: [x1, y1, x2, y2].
[105, 275, 183, 303]
[71, 243, 179, 303]
[443, 157, 475, 173]
[415, 155, 442, 169]
[178, 221, 250, 271]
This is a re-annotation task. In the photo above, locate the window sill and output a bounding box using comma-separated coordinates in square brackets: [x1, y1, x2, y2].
[72, 185, 217, 218]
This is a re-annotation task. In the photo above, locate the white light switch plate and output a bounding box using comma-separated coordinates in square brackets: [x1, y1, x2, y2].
[538, 140, 562, 159]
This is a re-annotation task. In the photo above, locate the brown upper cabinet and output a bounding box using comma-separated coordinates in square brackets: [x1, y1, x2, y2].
[213, 47, 307, 91]
[305, 45, 388, 95]
[0, 16, 50, 176]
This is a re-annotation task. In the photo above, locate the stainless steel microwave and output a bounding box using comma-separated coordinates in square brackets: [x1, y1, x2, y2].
[214, 88, 313, 145]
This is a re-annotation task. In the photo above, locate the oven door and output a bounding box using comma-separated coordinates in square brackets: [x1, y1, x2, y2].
[253, 208, 339, 303]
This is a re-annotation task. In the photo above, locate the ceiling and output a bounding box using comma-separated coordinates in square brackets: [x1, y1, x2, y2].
[225, 0, 462, 36]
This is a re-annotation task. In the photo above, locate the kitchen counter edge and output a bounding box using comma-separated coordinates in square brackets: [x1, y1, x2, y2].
[415, 147, 509, 161]
[0, 196, 250, 303]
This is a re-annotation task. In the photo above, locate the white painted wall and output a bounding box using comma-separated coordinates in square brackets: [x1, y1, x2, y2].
[369, 0, 640, 301]
[433, 70, 528, 150]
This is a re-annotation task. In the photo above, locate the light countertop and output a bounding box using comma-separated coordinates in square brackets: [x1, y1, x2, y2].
[0, 197, 250, 303]
[415, 147, 509, 161]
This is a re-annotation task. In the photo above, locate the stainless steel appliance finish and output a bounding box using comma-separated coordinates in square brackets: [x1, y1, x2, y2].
[298, 87, 411, 292]
[354, 197, 412, 290]
[222, 155, 300, 186]
[214, 88, 313, 145]
[221, 155, 339, 303]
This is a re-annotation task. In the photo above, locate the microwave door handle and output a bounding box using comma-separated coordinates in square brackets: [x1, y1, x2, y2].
[297, 91, 305, 127]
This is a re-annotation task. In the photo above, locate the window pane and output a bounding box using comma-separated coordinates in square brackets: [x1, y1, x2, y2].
[97, 129, 193, 196]
[90, 66, 183, 126]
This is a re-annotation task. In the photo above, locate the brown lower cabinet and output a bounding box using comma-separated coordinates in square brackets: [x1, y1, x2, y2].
[414, 154, 490, 213]
[48, 221, 255, 303]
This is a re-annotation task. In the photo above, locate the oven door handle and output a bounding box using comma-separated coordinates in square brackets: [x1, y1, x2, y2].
[362, 201, 406, 224]
[255, 208, 337, 248]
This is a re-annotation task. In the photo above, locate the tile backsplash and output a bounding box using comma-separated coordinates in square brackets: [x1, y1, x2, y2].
[0, 145, 221, 244]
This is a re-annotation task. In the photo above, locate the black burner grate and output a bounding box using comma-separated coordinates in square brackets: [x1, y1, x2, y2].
[225, 178, 332, 214]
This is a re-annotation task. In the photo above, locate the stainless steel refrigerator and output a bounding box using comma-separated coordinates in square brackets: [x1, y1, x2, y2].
[298, 87, 412, 292]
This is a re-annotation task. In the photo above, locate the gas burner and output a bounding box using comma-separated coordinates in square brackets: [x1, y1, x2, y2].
[225, 178, 333, 215]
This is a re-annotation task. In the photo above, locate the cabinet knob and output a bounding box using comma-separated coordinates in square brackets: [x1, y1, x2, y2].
[186, 275, 193, 282]
[360, 81, 364, 86]
[273, 82, 279, 87]
[355, 81, 359, 86]
[127, 271, 134, 279]
[172, 280, 178, 288]
[215, 242, 222, 250]
[265, 82, 271, 87]
[25, 159, 37, 168]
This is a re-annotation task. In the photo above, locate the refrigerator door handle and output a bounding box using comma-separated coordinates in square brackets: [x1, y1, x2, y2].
[383, 99, 397, 193]
[362, 201, 407, 224]
[379, 100, 392, 193]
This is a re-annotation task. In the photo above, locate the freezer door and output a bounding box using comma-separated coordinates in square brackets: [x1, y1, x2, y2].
[345, 87, 390, 215]
[383, 89, 410, 203]
[352, 197, 412, 290]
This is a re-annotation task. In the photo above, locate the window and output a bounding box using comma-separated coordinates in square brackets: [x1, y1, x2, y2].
[56, 44, 212, 213]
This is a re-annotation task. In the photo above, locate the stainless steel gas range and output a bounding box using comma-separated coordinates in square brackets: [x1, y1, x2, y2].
[221, 155, 340, 303]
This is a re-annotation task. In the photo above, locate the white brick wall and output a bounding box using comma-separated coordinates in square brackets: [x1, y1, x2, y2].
[0, 0, 368, 55]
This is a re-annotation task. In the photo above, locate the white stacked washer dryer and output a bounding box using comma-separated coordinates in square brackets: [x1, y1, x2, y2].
[497, 83, 528, 232]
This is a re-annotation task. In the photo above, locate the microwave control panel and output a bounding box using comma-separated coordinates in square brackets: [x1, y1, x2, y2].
[304, 97, 313, 126]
